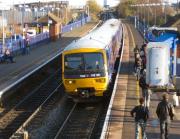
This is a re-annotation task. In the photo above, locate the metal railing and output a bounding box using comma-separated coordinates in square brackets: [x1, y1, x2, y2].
[0, 16, 91, 56]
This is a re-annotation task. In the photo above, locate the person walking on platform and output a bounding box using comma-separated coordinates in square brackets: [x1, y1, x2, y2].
[139, 70, 151, 107]
[133, 45, 143, 80]
[131, 97, 149, 139]
[134, 45, 140, 70]
[156, 93, 175, 139]
[25, 38, 30, 55]
[134, 45, 140, 57]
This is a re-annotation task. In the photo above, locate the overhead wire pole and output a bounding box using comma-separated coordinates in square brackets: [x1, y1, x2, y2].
[132, 2, 170, 27]
[164, 0, 167, 24]
[154, 3, 157, 26]
[2, 8, 5, 45]
[147, 0, 149, 27]
[177, 0, 179, 14]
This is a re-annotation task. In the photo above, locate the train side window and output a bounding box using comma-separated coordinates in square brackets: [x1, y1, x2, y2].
[106, 50, 110, 61]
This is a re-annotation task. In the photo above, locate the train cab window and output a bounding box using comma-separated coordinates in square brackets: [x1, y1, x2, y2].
[64, 53, 104, 73]
[84, 53, 104, 71]
[65, 54, 83, 71]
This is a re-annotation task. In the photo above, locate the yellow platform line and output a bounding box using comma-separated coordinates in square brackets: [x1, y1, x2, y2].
[127, 24, 142, 139]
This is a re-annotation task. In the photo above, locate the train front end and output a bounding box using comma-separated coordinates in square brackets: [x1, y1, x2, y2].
[62, 49, 108, 98]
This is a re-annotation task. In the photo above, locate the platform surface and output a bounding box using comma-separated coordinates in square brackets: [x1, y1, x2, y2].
[0, 22, 97, 91]
[106, 21, 180, 139]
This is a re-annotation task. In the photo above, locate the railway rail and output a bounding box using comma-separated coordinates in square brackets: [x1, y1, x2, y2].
[0, 70, 61, 138]
[0, 21, 124, 139]
[10, 94, 77, 138]
[54, 102, 103, 139]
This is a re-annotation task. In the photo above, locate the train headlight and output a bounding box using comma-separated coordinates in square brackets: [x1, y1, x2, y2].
[95, 78, 106, 83]
[65, 80, 76, 84]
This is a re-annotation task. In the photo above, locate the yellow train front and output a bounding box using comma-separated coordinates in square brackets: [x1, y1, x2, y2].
[62, 19, 122, 99]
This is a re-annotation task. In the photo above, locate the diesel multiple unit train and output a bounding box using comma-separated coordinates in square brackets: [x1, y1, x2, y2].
[62, 19, 123, 99]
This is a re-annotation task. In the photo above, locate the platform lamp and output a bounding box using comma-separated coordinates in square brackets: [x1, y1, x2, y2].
[177, 0, 179, 14]
[2, 9, 5, 45]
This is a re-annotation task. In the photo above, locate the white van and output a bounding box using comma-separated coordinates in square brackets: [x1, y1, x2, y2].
[27, 29, 36, 37]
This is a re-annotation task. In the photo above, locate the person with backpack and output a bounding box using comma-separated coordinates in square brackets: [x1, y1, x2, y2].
[131, 97, 149, 139]
[156, 93, 175, 139]
[134, 45, 140, 72]
[139, 70, 151, 107]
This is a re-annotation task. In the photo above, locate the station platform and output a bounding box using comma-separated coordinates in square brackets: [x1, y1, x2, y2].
[102, 21, 180, 139]
[0, 22, 97, 91]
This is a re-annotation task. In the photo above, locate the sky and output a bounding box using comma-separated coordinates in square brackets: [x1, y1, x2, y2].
[0, 0, 120, 7]
[0, 0, 178, 8]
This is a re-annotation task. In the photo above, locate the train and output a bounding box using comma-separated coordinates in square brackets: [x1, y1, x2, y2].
[62, 19, 123, 99]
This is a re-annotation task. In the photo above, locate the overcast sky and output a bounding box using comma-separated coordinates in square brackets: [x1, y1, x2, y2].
[0, 0, 178, 8]
[0, 0, 120, 7]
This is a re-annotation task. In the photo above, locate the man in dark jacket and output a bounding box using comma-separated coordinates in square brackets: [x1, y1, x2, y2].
[156, 93, 174, 139]
[139, 71, 151, 107]
[131, 97, 149, 139]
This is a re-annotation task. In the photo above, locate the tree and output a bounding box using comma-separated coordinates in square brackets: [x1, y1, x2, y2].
[87, 0, 102, 21]
[116, 0, 137, 18]
[116, 0, 176, 26]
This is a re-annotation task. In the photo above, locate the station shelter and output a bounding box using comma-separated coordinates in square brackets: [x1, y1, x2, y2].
[37, 13, 62, 41]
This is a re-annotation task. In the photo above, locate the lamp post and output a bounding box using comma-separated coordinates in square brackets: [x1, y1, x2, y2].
[153, 3, 157, 26]
[147, 0, 149, 27]
[56, 7, 60, 18]
[2, 9, 5, 45]
[177, 0, 179, 14]
[164, 0, 167, 24]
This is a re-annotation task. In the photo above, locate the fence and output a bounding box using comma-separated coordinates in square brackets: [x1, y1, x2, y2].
[61, 16, 91, 33]
[0, 16, 91, 55]
[0, 32, 50, 55]
[129, 16, 149, 42]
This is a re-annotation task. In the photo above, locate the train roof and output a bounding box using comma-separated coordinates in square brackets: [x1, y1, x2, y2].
[63, 19, 121, 52]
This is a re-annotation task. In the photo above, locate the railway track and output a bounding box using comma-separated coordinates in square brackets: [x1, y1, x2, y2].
[54, 102, 103, 139]
[9, 96, 111, 139]
[0, 70, 61, 138]
[11, 95, 75, 139]
[0, 22, 123, 139]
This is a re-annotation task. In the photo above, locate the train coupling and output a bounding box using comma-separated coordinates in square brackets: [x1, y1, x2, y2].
[79, 90, 90, 98]
[78, 88, 95, 98]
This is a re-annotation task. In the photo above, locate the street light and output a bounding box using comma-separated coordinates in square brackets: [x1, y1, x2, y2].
[56, 7, 60, 18]
[2, 9, 5, 45]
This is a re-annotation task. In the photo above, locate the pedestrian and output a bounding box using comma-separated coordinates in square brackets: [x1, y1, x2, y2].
[22, 37, 26, 55]
[134, 53, 142, 71]
[134, 45, 140, 58]
[156, 93, 175, 139]
[25, 38, 30, 54]
[140, 49, 146, 70]
[4, 48, 15, 63]
[139, 70, 151, 107]
[131, 97, 149, 139]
